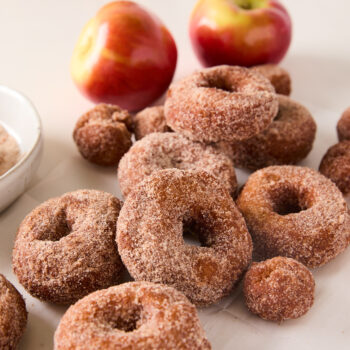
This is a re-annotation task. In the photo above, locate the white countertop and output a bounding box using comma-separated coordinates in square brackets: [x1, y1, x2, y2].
[1, 1, 350, 349]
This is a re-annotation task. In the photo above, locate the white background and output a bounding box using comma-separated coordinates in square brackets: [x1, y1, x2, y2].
[0, 1, 350, 349]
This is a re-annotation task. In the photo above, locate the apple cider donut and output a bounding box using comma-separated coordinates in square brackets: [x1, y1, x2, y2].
[0, 274, 27, 350]
[243, 257, 314, 322]
[237, 166, 350, 268]
[164, 65, 279, 143]
[230, 95, 316, 170]
[337, 107, 350, 141]
[319, 140, 350, 195]
[13, 189, 124, 304]
[54, 282, 211, 350]
[118, 132, 237, 197]
[251, 64, 291, 96]
[73, 104, 132, 166]
[117, 169, 252, 306]
[133, 105, 171, 140]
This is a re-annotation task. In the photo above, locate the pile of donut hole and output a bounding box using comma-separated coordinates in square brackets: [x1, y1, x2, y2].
[3, 64, 350, 349]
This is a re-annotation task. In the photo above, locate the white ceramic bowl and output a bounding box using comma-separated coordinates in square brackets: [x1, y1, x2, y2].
[0, 85, 42, 212]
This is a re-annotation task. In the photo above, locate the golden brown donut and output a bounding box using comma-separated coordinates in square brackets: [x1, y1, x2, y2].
[319, 140, 350, 195]
[243, 257, 314, 322]
[0, 274, 27, 350]
[230, 95, 316, 170]
[118, 132, 237, 197]
[337, 107, 350, 141]
[133, 105, 171, 140]
[117, 169, 252, 306]
[237, 166, 350, 268]
[13, 189, 124, 304]
[251, 64, 292, 96]
[73, 104, 132, 166]
[54, 281, 211, 350]
[164, 65, 279, 143]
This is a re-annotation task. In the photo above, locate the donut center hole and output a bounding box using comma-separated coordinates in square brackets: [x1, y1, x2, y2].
[204, 76, 236, 93]
[270, 187, 307, 216]
[273, 109, 282, 121]
[40, 209, 73, 241]
[109, 306, 142, 333]
[182, 218, 209, 247]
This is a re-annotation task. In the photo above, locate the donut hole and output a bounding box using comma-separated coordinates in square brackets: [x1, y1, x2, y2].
[52, 220, 72, 242]
[182, 218, 210, 247]
[202, 76, 236, 93]
[270, 186, 308, 216]
[38, 209, 73, 241]
[108, 305, 142, 333]
[273, 109, 283, 121]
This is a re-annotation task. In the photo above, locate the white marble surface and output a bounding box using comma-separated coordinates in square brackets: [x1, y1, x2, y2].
[0, 0, 350, 349]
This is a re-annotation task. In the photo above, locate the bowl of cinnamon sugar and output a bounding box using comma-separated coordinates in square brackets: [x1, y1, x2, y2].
[0, 85, 42, 212]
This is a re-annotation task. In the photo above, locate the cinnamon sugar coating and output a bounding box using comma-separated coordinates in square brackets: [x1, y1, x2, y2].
[337, 107, 350, 141]
[319, 140, 350, 195]
[54, 282, 211, 350]
[13, 189, 124, 304]
[0, 274, 27, 350]
[118, 132, 237, 197]
[117, 169, 252, 306]
[164, 65, 279, 143]
[230, 95, 316, 170]
[251, 64, 292, 96]
[243, 257, 314, 322]
[133, 106, 171, 140]
[73, 104, 132, 166]
[237, 166, 350, 268]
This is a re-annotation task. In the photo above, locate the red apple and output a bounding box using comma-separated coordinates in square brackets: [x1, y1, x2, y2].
[71, 1, 177, 112]
[189, 0, 292, 67]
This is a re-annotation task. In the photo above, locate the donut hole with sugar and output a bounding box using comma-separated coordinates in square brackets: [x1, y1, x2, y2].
[36, 207, 73, 242]
[182, 215, 216, 247]
[269, 184, 311, 216]
[105, 302, 143, 333]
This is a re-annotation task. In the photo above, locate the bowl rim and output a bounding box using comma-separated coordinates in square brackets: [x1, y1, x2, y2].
[0, 85, 42, 181]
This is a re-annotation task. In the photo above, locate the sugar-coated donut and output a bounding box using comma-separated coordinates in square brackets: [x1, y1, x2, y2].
[164, 65, 279, 143]
[251, 64, 291, 96]
[230, 95, 316, 170]
[243, 257, 314, 322]
[319, 140, 350, 195]
[73, 104, 132, 166]
[337, 107, 350, 141]
[117, 169, 252, 306]
[118, 132, 237, 197]
[237, 166, 350, 268]
[13, 189, 124, 304]
[54, 281, 211, 350]
[133, 106, 171, 140]
[0, 274, 27, 350]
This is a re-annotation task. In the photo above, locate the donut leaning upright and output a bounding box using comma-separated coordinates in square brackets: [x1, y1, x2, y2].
[117, 169, 252, 306]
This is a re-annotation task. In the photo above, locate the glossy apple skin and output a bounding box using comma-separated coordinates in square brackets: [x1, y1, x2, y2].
[189, 0, 292, 67]
[71, 1, 177, 112]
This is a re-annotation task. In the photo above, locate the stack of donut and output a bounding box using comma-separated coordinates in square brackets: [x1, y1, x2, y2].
[73, 64, 317, 172]
[8, 64, 350, 349]
[130, 64, 316, 171]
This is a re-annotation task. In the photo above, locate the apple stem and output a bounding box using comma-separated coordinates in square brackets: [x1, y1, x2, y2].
[235, 0, 252, 10]
[233, 0, 265, 10]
